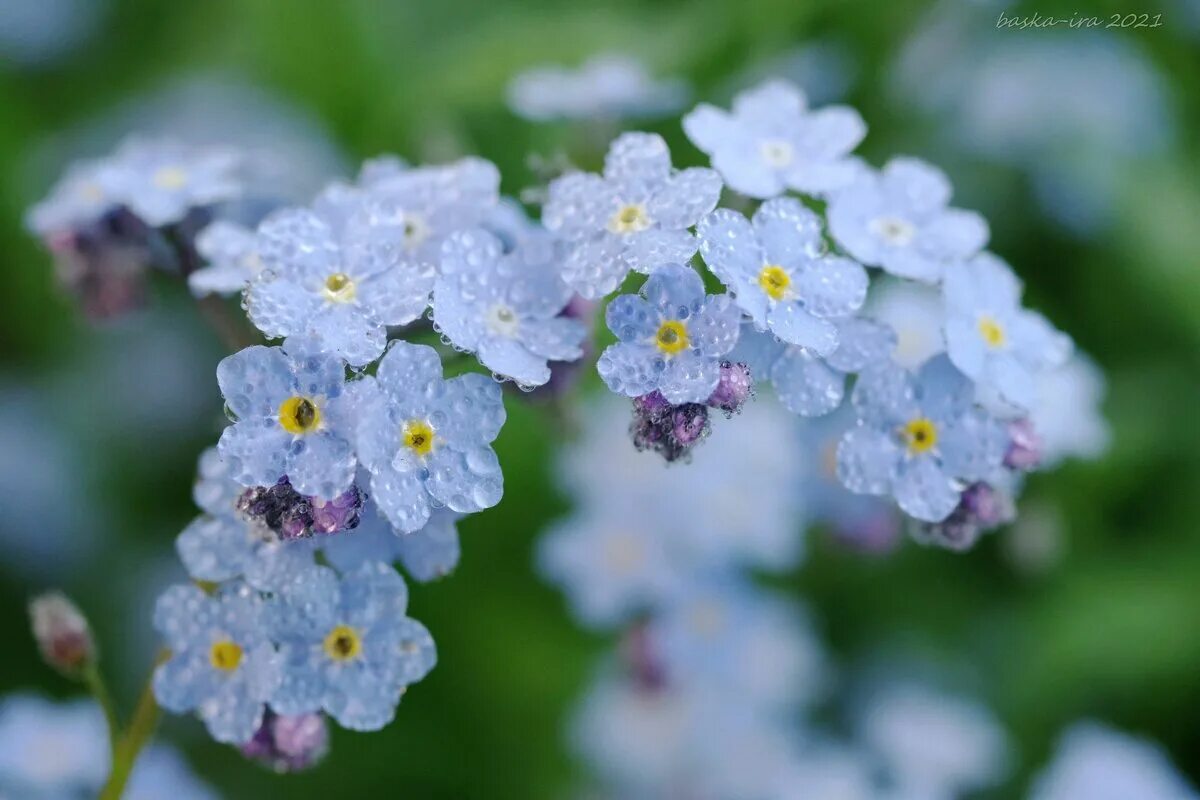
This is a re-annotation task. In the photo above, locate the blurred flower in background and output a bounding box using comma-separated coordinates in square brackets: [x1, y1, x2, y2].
[893, 1, 1175, 235]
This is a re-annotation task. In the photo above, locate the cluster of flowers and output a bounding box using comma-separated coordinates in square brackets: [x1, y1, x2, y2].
[24, 69, 1105, 776]
[538, 393, 1131, 800]
[25, 134, 582, 762]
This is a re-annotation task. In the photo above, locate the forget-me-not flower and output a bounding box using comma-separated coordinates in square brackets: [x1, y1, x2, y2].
[356, 342, 506, 533]
[698, 198, 868, 355]
[943, 252, 1072, 410]
[1029, 722, 1198, 800]
[216, 338, 357, 499]
[542, 132, 722, 299]
[683, 79, 866, 199]
[189, 220, 261, 297]
[267, 562, 436, 731]
[152, 582, 281, 744]
[26, 158, 123, 236]
[827, 157, 989, 283]
[321, 501, 462, 583]
[176, 514, 315, 592]
[247, 194, 436, 365]
[105, 137, 244, 228]
[356, 156, 501, 269]
[597, 263, 740, 403]
[507, 53, 688, 122]
[735, 317, 894, 417]
[837, 355, 1008, 522]
[434, 229, 586, 387]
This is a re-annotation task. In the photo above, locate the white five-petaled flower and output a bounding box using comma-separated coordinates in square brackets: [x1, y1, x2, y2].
[542, 132, 722, 299]
[683, 79, 866, 199]
[827, 157, 988, 283]
[697, 197, 869, 356]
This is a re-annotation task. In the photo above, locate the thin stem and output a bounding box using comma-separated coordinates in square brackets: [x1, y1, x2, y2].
[81, 663, 120, 765]
[98, 651, 166, 800]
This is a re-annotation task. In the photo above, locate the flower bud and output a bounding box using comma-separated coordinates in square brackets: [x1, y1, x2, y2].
[241, 711, 330, 773]
[706, 361, 754, 415]
[1004, 418, 1042, 471]
[29, 592, 95, 675]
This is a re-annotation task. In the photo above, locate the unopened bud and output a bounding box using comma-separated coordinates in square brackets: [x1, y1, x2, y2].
[29, 592, 95, 675]
[241, 711, 330, 773]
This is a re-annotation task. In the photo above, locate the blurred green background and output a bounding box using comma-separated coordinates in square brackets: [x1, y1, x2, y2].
[1, 0, 1199, 797]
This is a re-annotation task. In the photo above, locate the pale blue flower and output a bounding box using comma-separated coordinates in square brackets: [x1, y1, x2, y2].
[434, 229, 586, 387]
[247, 193, 435, 365]
[683, 79, 866, 199]
[794, 407, 901, 551]
[357, 156, 501, 268]
[1030, 722, 1197, 800]
[837, 355, 1007, 522]
[1028, 353, 1110, 467]
[124, 746, 218, 800]
[266, 562, 436, 731]
[597, 263, 740, 403]
[507, 53, 688, 122]
[859, 683, 1011, 799]
[152, 583, 281, 744]
[104, 137, 244, 227]
[192, 446, 241, 516]
[189, 220, 261, 297]
[543, 132, 722, 298]
[698, 198, 868, 355]
[356, 342, 506, 533]
[25, 158, 123, 236]
[647, 581, 827, 711]
[827, 157, 989, 283]
[538, 508, 683, 629]
[321, 502, 462, 583]
[176, 514, 315, 592]
[735, 317, 894, 416]
[866, 279, 946, 367]
[0, 694, 107, 796]
[943, 252, 1072, 409]
[216, 338, 357, 498]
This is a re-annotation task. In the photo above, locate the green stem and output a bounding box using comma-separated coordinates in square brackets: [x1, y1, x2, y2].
[81, 663, 120, 765]
[97, 653, 165, 800]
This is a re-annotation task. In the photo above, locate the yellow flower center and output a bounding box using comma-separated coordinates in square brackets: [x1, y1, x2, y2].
[323, 272, 357, 303]
[209, 640, 243, 672]
[977, 315, 1006, 348]
[608, 203, 651, 235]
[655, 320, 689, 356]
[402, 419, 436, 457]
[322, 624, 362, 662]
[152, 166, 188, 190]
[902, 417, 939, 454]
[758, 265, 791, 301]
[278, 396, 321, 435]
[759, 139, 794, 168]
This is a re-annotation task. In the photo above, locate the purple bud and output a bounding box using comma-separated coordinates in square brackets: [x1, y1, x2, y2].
[1004, 418, 1042, 471]
[241, 711, 329, 773]
[621, 624, 667, 693]
[671, 405, 708, 447]
[706, 361, 754, 415]
[630, 392, 710, 463]
[29, 592, 95, 675]
[913, 482, 1015, 552]
[310, 486, 366, 535]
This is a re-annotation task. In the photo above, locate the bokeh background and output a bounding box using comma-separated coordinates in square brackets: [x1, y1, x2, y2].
[2, 0, 1199, 797]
